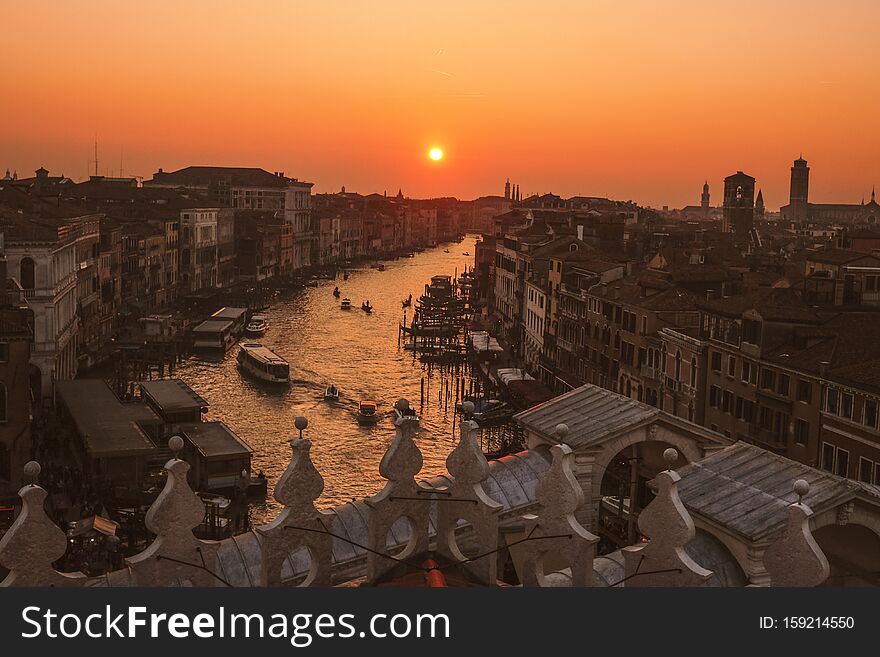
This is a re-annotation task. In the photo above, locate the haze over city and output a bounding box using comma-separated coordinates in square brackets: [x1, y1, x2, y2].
[2, 0, 879, 207]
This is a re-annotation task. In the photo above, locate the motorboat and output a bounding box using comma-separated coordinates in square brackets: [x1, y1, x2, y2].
[443, 249, 450, 253]
[402, 294, 412, 307]
[377, 263, 386, 271]
[340, 298, 352, 310]
[406, 252, 415, 258]
[324, 384, 340, 401]
[357, 400, 380, 425]
[462, 251, 470, 256]
[237, 343, 290, 384]
[333, 286, 341, 298]
[362, 301, 373, 313]
[245, 315, 268, 336]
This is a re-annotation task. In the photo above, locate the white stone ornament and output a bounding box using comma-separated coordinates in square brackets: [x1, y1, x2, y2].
[622, 448, 712, 586]
[257, 436, 334, 586]
[763, 480, 829, 587]
[521, 441, 599, 587]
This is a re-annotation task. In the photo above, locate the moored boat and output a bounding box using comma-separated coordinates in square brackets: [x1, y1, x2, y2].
[237, 343, 290, 384]
[356, 400, 379, 425]
[245, 314, 268, 336]
[324, 384, 340, 401]
[333, 286, 341, 298]
[362, 301, 373, 313]
[340, 298, 352, 310]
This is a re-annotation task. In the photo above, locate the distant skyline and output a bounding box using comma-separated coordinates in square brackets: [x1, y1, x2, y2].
[2, 0, 879, 208]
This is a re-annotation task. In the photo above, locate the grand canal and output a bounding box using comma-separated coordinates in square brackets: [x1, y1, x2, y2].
[172, 236, 482, 521]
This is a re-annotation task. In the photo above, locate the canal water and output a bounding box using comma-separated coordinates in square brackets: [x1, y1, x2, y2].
[172, 236, 481, 521]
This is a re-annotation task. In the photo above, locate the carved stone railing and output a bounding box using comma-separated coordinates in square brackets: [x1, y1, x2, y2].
[0, 403, 833, 588]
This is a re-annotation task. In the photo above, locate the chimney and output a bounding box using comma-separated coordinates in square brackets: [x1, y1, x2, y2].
[706, 289, 714, 300]
[819, 361, 829, 378]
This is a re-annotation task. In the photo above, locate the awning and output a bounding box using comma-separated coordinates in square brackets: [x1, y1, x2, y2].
[70, 515, 119, 537]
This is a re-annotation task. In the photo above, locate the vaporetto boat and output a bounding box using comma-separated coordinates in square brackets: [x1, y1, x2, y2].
[237, 343, 290, 384]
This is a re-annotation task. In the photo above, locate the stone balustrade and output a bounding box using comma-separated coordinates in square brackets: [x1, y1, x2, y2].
[0, 400, 830, 588]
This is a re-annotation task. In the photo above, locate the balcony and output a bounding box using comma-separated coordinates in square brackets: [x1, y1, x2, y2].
[640, 365, 660, 381]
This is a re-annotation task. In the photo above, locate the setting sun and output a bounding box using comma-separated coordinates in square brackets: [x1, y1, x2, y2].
[429, 147, 444, 161]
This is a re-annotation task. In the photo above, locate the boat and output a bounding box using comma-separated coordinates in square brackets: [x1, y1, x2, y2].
[357, 400, 380, 425]
[333, 286, 341, 298]
[340, 298, 352, 310]
[444, 249, 450, 253]
[245, 315, 268, 336]
[402, 293, 412, 307]
[324, 384, 340, 401]
[462, 252, 470, 256]
[377, 263, 386, 271]
[406, 252, 415, 258]
[192, 319, 236, 352]
[362, 301, 373, 313]
[343, 271, 350, 280]
[237, 343, 290, 384]
[393, 404, 419, 422]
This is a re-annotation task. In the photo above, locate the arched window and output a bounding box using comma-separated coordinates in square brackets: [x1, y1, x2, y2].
[675, 350, 682, 381]
[0, 382, 6, 423]
[20, 257, 35, 290]
[690, 356, 698, 388]
[626, 379, 632, 398]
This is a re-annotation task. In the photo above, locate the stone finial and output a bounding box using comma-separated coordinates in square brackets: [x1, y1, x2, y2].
[436, 419, 502, 584]
[258, 438, 334, 586]
[23, 461, 40, 485]
[365, 403, 431, 583]
[622, 467, 712, 587]
[461, 400, 475, 416]
[763, 480, 829, 587]
[0, 463, 86, 586]
[294, 416, 308, 438]
[521, 444, 599, 587]
[663, 447, 678, 466]
[554, 423, 569, 442]
[127, 450, 220, 586]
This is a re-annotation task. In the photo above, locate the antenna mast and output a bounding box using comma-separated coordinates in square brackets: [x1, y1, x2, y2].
[94, 135, 98, 177]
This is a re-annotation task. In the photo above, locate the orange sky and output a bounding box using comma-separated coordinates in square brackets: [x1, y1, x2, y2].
[2, 0, 879, 208]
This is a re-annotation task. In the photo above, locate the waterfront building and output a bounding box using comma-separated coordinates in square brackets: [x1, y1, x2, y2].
[179, 208, 219, 293]
[283, 180, 314, 271]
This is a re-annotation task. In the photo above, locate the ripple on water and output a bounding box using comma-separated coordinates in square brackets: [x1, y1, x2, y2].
[171, 237, 480, 522]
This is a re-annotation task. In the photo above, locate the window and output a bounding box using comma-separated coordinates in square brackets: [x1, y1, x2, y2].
[796, 380, 812, 403]
[867, 276, 878, 293]
[761, 369, 776, 390]
[742, 318, 761, 345]
[722, 390, 733, 413]
[826, 388, 839, 414]
[727, 355, 736, 377]
[641, 316, 647, 335]
[821, 443, 836, 472]
[735, 396, 744, 419]
[711, 352, 722, 373]
[709, 385, 721, 408]
[741, 361, 751, 384]
[842, 392, 854, 419]
[742, 399, 756, 423]
[836, 448, 850, 478]
[859, 458, 874, 484]
[759, 406, 773, 430]
[675, 350, 682, 381]
[690, 357, 698, 388]
[0, 343, 7, 363]
[777, 374, 790, 397]
[794, 419, 809, 446]
[865, 399, 878, 428]
[0, 382, 5, 423]
[20, 257, 35, 290]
